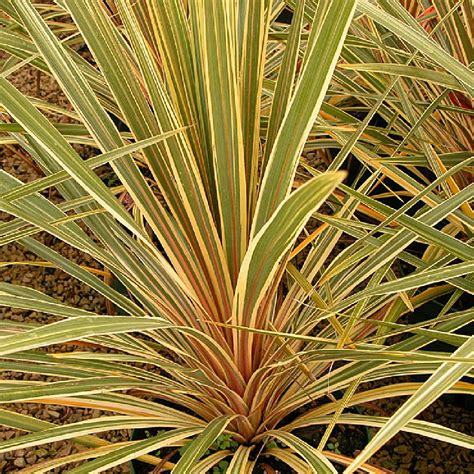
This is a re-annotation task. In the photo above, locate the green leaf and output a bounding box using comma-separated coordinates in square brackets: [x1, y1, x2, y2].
[172, 416, 235, 473]
[0, 76, 144, 240]
[227, 445, 253, 473]
[1, 131, 184, 202]
[339, 63, 467, 92]
[233, 172, 344, 377]
[357, 0, 474, 94]
[0, 315, 171, 356]
[263, 0, 304, 164]
[267, 430, 337, 473]
[68, 428, 200, 474]
[252, 0, 356, 235]
[347, 337, 474, 471]
[0, 416, 202, 454]
[300, 413, 474, 451]
[191, 0, 248, 283]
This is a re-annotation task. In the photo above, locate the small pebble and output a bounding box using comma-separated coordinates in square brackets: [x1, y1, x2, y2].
[13, 457, 26, 468]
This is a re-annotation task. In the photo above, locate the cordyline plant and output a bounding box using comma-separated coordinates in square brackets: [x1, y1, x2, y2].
[0, 0, 473, 472]
[332, 0, 473, 188]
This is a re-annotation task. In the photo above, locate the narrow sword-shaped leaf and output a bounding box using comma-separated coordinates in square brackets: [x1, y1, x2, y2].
[0, 316, 171, 356]
[346, 337, 474, 472]
[172, 415, 236, 473]
[339, 63, 468, 92]
[252, 0, 356, 235]
[357, 0, 474, 94]
[1, 131, 184, 202]
[68, 428, 201, 474]
[192, 0, 247, 283]
[233, 172, 344, 377]
[240, 0, 270, 214]
[227, 445, 253, 473]
[0, 76, 145, 241]
[267, 430, 337, 473]
[289, 413, 474, 450]
[263, 0, 304, 167]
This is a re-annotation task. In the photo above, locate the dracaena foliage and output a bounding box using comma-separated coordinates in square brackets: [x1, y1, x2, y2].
[0, 1, 472, 472]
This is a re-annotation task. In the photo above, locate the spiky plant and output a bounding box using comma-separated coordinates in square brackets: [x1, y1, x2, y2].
[327, 0, 473, 187]
[0, 1, 472, 472]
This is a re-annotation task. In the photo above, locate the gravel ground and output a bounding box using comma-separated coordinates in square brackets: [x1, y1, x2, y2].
[364, 394, 474, 473]
[1, 51, 472, 474]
